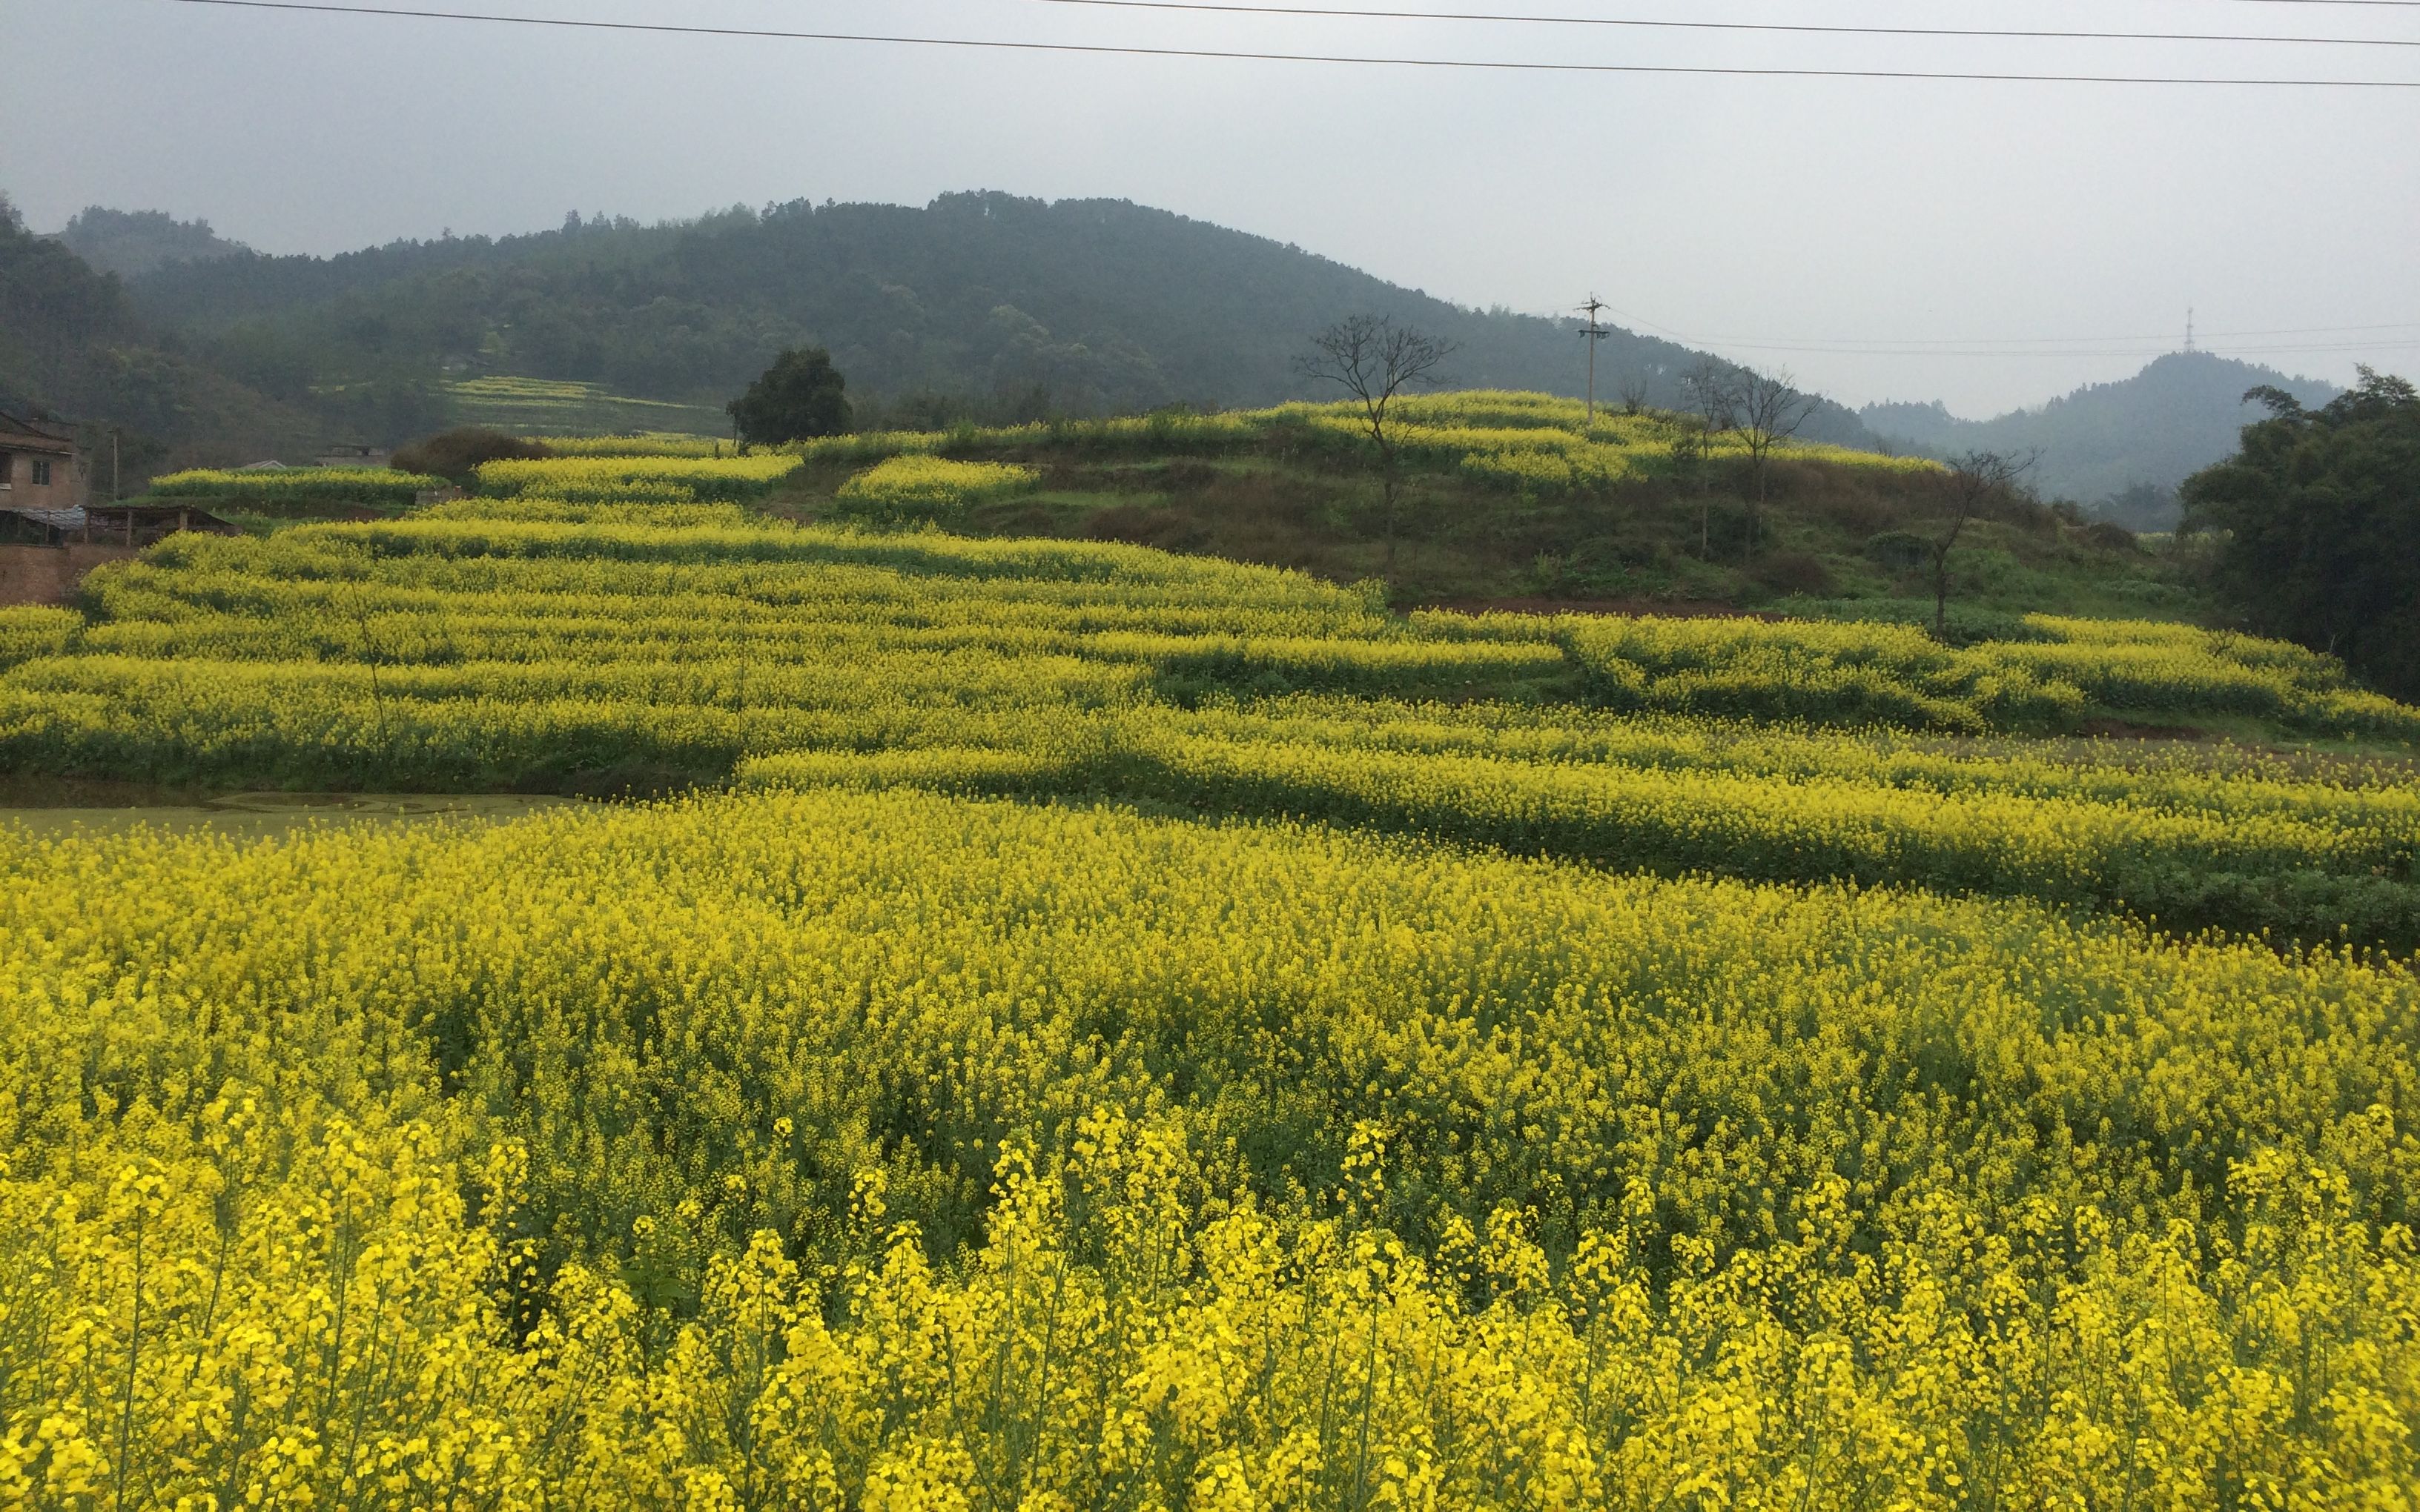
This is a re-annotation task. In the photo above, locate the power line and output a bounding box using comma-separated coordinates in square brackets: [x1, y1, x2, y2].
[1701, 339, 2420, 357]
[1022, 0, 2420, 51]
[2118, 0, 2420, 8]
[156, 0, 2420, 84]
[1624, 334, 2419, 358]
[2146, 319, 2420, 337]
[1639, 322, 2420, 349]
[1590, 304, 2420, 359]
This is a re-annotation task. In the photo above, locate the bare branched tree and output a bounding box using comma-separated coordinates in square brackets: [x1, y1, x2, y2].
[1617, 374, 1652, 417]
[1928, 448, 2038, 637]
[1682, 359, 1736, 433]
[1721, 368, 1819, 565]
[1680, 359, 1737, 557]
[1297, 314, 1456, 574]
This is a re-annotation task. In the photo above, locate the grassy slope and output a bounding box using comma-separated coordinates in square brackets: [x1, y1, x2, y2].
[762, 422, 2198, 625]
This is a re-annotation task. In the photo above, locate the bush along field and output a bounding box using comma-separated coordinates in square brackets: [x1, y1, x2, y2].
[3, 416, 2419, 1509]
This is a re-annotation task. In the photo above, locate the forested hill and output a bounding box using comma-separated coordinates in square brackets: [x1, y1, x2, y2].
[1862, 352, 2340, 524]
[56, 207, 249, 279]
[0, 195, 314, 471]
[116, 192, 1882, 444]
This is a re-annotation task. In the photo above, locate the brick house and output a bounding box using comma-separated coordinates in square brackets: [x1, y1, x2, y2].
[0, 408, 87, 514]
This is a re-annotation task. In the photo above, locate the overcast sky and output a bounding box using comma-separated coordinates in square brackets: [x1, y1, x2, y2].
[6, 0, 2418, 416]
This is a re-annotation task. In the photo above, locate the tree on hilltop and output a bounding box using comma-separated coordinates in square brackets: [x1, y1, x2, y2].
[729, 348, 853, 446]
[1297, 315, 1455, 575]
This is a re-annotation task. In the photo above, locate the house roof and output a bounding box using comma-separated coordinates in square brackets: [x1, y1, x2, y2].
[0, 406, 79, 452]
[90, 503, 237, 524]
[0, 506, 87, 532]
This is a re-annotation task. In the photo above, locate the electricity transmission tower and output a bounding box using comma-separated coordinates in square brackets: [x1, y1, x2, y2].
[1577, 295, 1611, 421]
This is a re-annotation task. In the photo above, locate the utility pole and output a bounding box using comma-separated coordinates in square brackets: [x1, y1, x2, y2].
[2185, 308, 2196, 354]
[1576, 295, 1611, 422]
[111, 430, 120, 503]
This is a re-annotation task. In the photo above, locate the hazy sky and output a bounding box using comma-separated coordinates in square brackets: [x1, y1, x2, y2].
[7, 0, 2418, 416]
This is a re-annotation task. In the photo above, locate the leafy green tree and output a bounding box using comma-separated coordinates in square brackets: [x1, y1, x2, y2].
[727, 347, 852, 445]
[2181, 368, 2420, 698]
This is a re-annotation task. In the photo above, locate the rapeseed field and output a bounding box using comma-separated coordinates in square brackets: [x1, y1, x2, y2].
[2, 435, 2416, 1509]
[4, 791, 2415, 1508]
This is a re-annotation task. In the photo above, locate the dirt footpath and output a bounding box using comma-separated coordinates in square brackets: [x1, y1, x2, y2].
[0, 544, 137, 607]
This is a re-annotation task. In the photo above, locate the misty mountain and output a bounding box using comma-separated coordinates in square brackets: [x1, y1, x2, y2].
[1862, 352, 2341, 527]
[106, 192, 1884, 447]
[55, 207, 249, 280]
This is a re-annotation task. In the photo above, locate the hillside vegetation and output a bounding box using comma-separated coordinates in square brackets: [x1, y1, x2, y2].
[3, 426, 2417, 1508]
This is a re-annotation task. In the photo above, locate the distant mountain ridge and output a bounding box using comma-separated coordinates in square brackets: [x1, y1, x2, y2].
[96, 192, 1884, 447]
[1862, 352, 2341, 525]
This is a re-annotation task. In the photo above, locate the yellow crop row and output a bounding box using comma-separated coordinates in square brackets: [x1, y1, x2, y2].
[524, 431, 732, 457]
[475, 453, 801, 501]
[149, 466, 448, 505]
